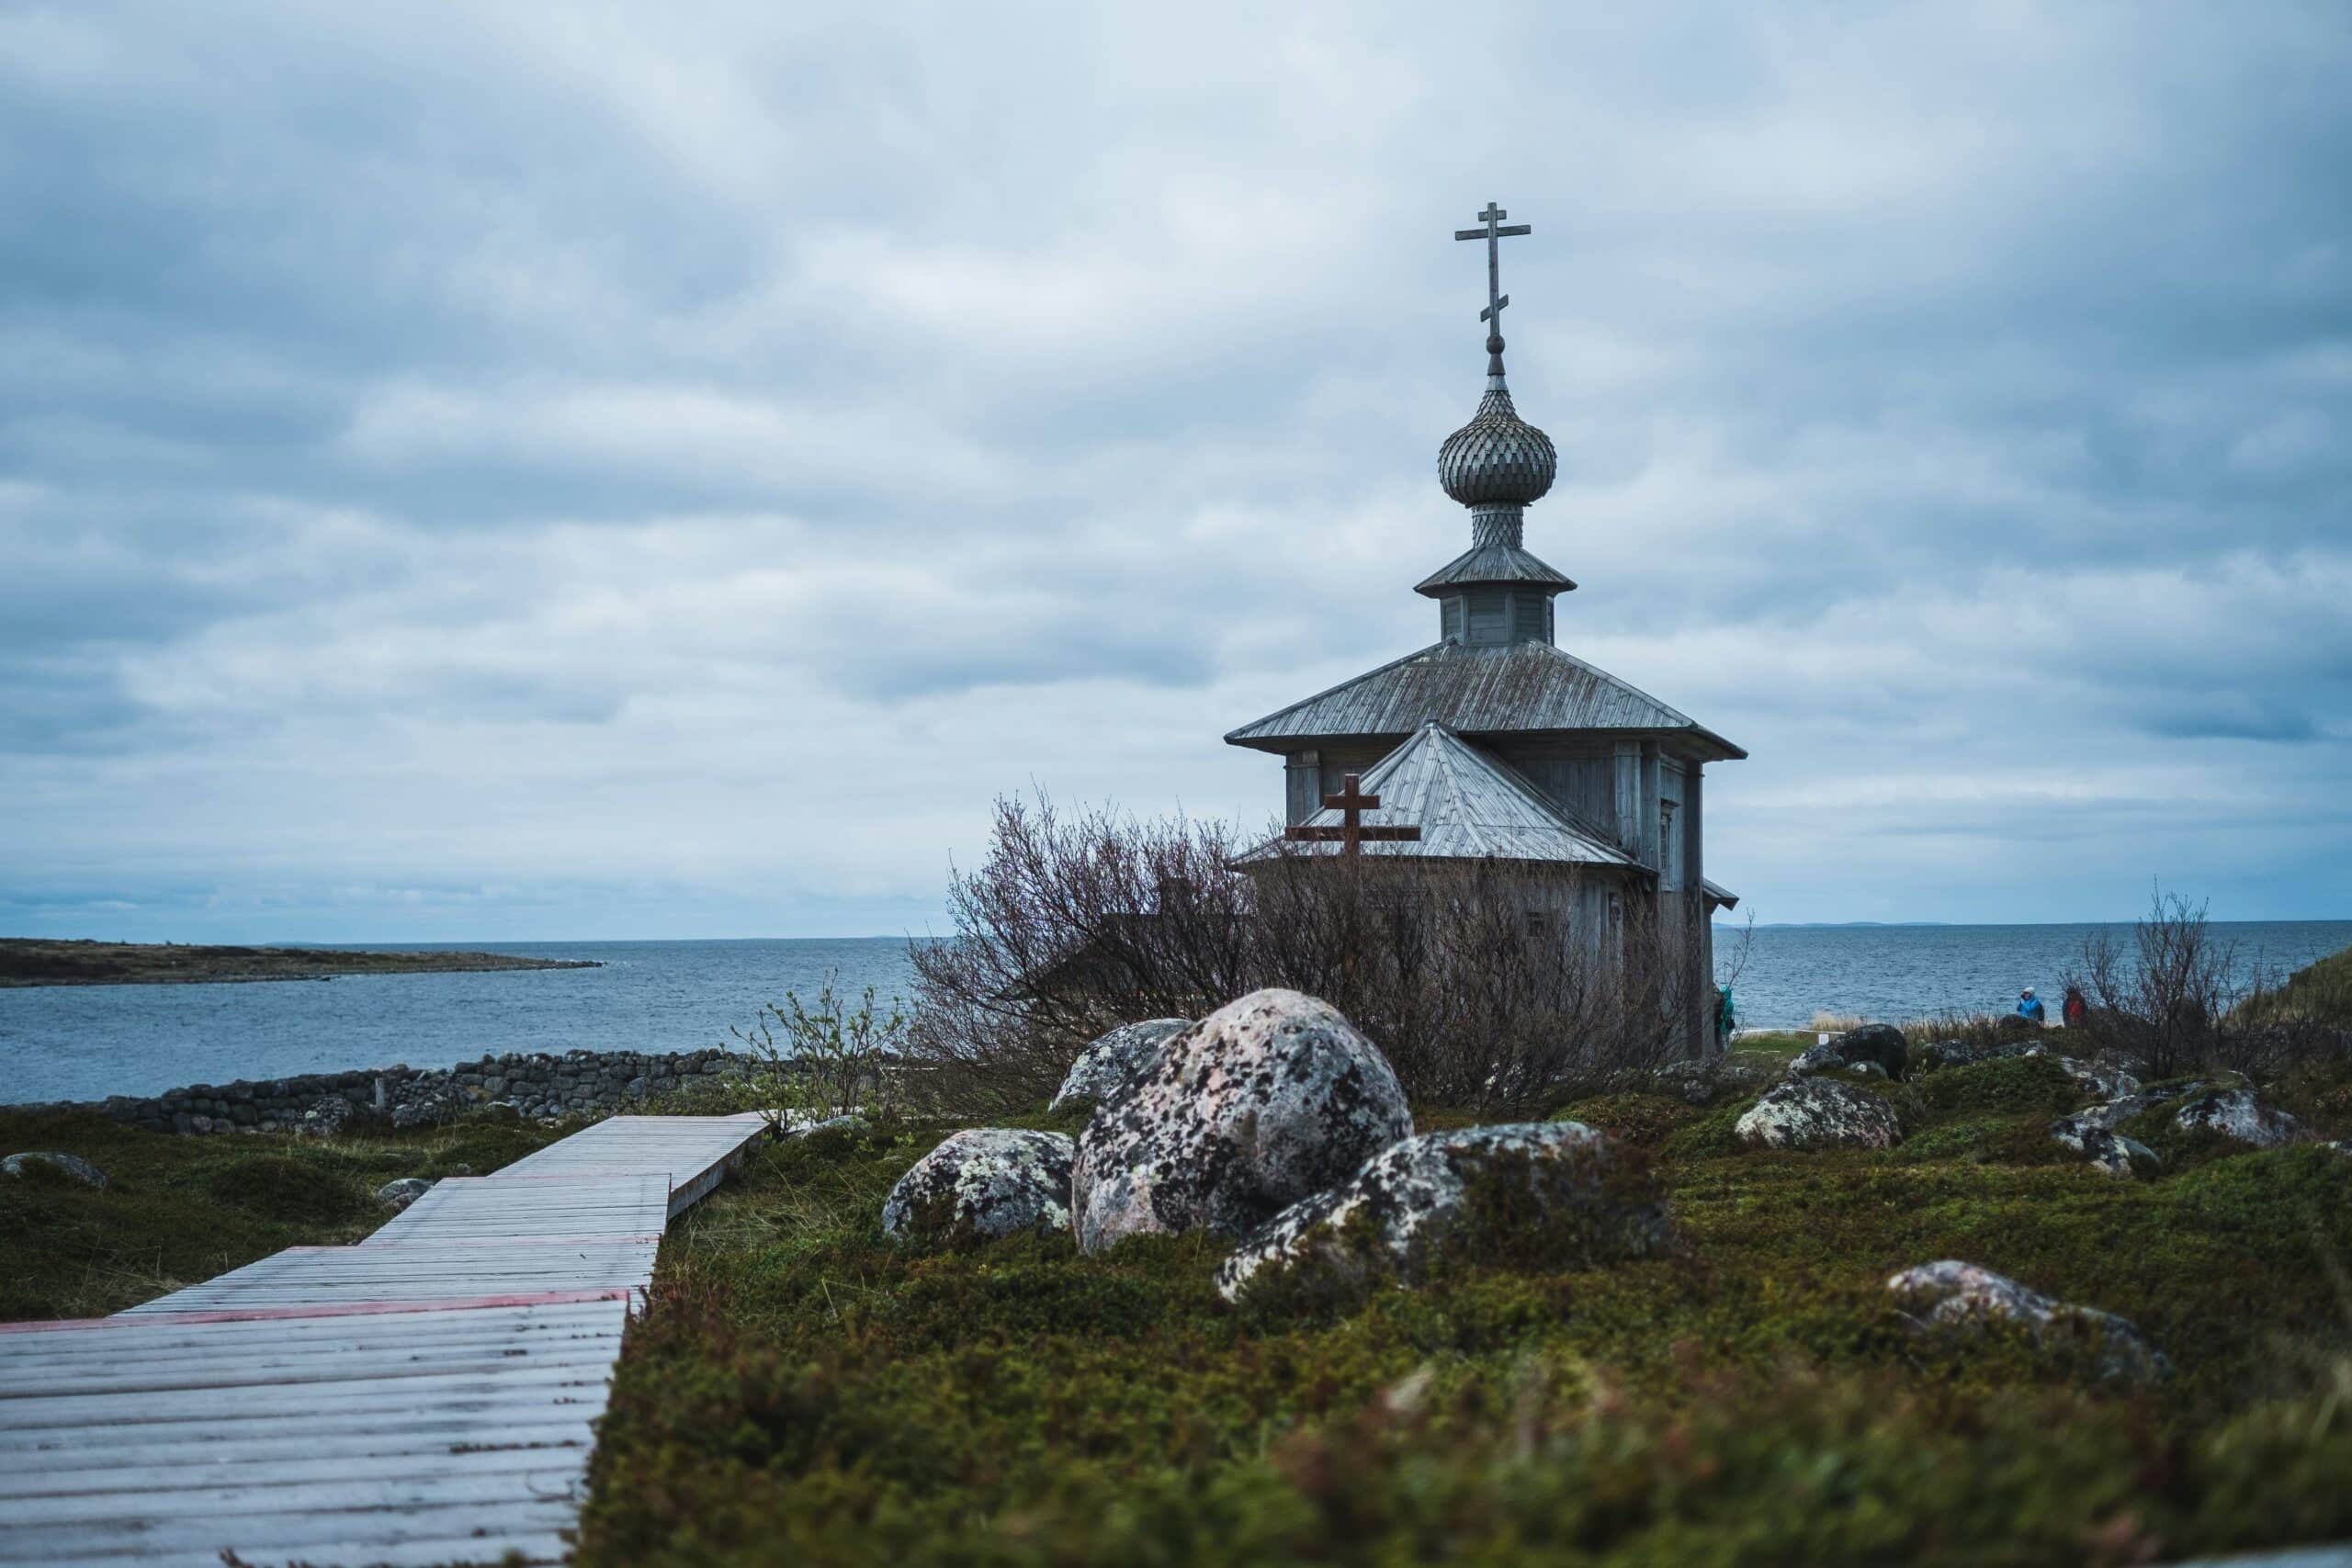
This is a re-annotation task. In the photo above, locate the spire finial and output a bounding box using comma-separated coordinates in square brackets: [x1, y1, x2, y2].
[1453, 200, 1531, 384]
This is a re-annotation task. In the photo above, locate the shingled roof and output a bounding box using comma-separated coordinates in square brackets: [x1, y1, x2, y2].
[1225, 639, 1746, 761]
[1235, 722, 1649, 869]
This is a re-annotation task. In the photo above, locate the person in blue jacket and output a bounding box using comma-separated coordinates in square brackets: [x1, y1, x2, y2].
[2016, 987, 2046, 1024]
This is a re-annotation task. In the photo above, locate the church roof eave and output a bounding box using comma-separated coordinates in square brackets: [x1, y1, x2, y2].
[1223, 640, 1747, 762]
[1413, 543, 1577, 596]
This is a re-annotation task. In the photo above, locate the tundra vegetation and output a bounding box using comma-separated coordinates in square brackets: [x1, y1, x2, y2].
[560, 843, 2352, 1566]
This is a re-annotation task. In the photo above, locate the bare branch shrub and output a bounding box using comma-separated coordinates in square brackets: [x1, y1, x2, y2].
[905, 796, 1712, 1118]
[729, 981, 906, 1124]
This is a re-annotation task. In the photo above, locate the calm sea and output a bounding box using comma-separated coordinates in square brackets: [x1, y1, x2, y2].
[4, 923, 2348, 1106]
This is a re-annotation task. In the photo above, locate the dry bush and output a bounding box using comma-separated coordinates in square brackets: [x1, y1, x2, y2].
[905, 796, 1713, 1118]
[2066, 887, 2352, 1079]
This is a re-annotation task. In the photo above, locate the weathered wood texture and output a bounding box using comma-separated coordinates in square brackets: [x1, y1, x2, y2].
[0, 1112, 771, 1565]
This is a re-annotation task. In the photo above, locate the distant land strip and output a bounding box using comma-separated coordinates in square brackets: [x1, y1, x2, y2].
[0, 938, 601, 988]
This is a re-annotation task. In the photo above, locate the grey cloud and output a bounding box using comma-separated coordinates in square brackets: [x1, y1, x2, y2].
[2, 0, 2347, 935]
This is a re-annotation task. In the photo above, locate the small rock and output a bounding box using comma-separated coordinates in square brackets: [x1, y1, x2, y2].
[1735, 1077, 1902, 1151]
[1072, 988, 1412, 1255]
[2173, 1088, 2301, 1148]
[1050, 1019, 1191, 1113]
[2048, 1120, 2162, 1179]
[1216, 1122, 1673, 1303]
[2, 1151, 108, 1190]
[776, 1111, 867, 1140]
[375, 1177, 435, 1212]
[1790, 1022, 1907, 1081]
[1887, 1259, 2168, 1383]
[881, 1128, 1075, 1250]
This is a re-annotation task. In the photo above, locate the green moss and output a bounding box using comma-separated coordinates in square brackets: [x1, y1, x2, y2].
[1549, 1091, 1705, 1146]
[575, 1108, 2352, 1566]
[1731, 1032, 1814, 1056]
[1898, 1055, 2085, 1127]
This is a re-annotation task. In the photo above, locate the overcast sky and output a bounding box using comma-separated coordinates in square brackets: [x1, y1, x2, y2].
[3, 2, 2346, 942]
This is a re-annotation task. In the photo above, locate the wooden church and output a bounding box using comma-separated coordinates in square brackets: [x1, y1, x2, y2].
[1226, 203, 1745, 1055]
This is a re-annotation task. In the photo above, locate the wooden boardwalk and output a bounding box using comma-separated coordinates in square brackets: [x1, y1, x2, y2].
[0, 1112, 771, 1566]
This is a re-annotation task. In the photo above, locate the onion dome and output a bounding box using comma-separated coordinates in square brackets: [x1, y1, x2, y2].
[1437, 336, 1556, 505]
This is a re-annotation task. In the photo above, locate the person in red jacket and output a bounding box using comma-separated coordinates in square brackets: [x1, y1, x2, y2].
[2063, 986, 2088, 1029]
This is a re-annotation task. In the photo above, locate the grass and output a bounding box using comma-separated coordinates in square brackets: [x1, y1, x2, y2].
[0, 1107, 570, 1319]
[571, 1058, 2352, 1567]
[2235, 942, 2352, 1029]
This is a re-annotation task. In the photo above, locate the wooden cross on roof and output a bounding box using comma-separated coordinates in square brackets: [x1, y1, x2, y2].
[1454, 200, 1532, 335]
[1285, 773, 1421, 857]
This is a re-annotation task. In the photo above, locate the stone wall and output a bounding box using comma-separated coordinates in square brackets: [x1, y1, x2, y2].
[35, 1048, 752, 1134]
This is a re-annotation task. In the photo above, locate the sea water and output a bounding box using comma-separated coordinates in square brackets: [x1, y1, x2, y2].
[3, 923, 2348, 1105]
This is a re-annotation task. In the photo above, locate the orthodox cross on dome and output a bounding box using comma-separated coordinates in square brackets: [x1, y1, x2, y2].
[1454, 201, 1532, 374]
[1285, 773, 1422, 858]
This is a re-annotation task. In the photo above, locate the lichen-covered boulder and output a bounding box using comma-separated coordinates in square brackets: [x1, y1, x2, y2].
[2047, 1120, 2161, 1179]
[375, 1177, 435, 1212]
[2, 1151, 108, 1190]
[2173, 1088, 2300, 1148]
[1735, 1077, 1902, 1150]
[1644, 1051, 1786, 1107]
[1215, 1122, 1672, 1303]
[2051, 1057, 2139, 1103]
[1073, 988, 1412, 1255]
[1887, 1259, 2168, 1383]
[881, 1128, 1076, 1251]
[2058, 1086, 2178, 1136]
[1049, 1019, 1190, 1113]
[1791, 1023, 1907, 1081]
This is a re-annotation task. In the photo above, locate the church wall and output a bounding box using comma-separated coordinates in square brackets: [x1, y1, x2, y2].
[1487, 740, 1623, 848]
[1659, 761, 1686, 892]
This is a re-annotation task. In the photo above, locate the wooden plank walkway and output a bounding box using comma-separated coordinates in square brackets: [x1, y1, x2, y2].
[0, 1112, 771, 1566]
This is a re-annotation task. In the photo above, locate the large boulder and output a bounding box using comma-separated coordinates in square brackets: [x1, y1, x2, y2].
[2047, 1120, 2161, 1179]
[1791, 1023, 1907, 1081]
[2057, 1086, 2186, 1137]
[1049, 1019, 1190, 1113]
[881, 1128, 1075, 1251]
[2, 1151, 108, 1190]
[1735, 1077, 1902, 1150]
[1887, 1259, 2168, 1383]
[1072, 989, 1412, 1255]
[1644, 1051, 1786, 1107]
[1216, 1122, 1673, 1303]
[2173, 1088, 2301, 1148]
[776, 1110, 869, 1140]
[375, 1177, 435, 1212]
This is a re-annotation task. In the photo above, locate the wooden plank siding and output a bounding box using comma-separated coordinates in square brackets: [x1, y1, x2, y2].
[0, 1112, 773, 1566]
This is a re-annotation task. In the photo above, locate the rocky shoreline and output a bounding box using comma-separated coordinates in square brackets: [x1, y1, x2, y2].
[19, 1047, 752, 1134]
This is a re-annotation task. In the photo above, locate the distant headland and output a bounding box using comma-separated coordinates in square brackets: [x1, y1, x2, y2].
[0, 939, 600, 989]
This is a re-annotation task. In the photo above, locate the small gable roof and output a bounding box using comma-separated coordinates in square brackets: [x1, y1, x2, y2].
[1236, 722, 1648, 869]
[1226, 639, 1746, 761]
